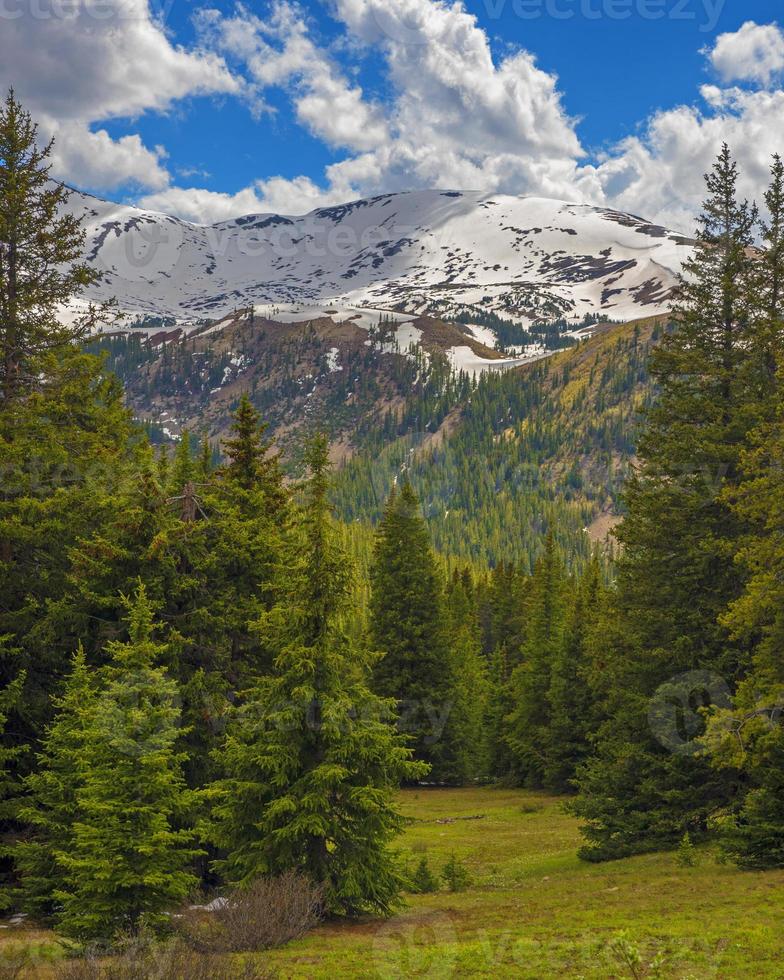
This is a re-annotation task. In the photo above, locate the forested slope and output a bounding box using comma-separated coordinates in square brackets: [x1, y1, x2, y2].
[334, 315, 669, 570]
[91, 310, 669, 570]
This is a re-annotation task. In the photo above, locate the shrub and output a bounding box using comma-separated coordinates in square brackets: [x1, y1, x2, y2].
[607, 931, 668, 980]
[0, 950, 29, 980]
[53, 934, 270, 979]
[410, 856, 439, 894]
[676, 832, 697, 868]
[441, 854, 472, 892]
[0, 942, 60, 980]
[177, 871, 324, 953]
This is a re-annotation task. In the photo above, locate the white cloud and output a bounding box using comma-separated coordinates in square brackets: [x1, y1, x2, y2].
[709, 21, 784, 87]
[590, 85, 784, 232]
[138, 185, 268, 224]
[0, 0, 239, 191]
[139, 172, 354, 221]
[47, 121, 171, 192]
[25, 0, 783, 234]
[165, 0, 589, 222]
[333, 0, 581, 160]
[252, 172, 357, 212]
[198, 3, 388, 152]
[326, 0, 585, 197]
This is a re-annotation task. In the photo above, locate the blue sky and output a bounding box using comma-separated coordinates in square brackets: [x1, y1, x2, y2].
[119, 0, 779, 188]
[2, 0, 783, 227]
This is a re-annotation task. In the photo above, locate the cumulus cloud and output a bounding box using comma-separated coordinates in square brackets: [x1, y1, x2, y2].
[330, 0, 586, 197]
[174, 0, 589, 218]
[590, 85, 784, 233]
[709, 20, 784, 87]
[16, 0, 784, 232]
[139, 185, 268, 224]
[139, 172, 354, 222]
[0, 0, 239, 191]
[198, 3, 388, 152]
[138, 8, 784, 232]
[45, 123, 169, 193]
[333, 0, 581, 161]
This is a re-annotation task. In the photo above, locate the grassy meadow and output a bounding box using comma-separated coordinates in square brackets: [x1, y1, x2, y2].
[3, 787, 782, 979]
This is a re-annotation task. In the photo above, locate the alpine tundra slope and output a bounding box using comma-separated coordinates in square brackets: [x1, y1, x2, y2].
[69, 188, 693, 329]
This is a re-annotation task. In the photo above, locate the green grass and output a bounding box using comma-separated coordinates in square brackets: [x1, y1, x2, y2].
[2, 788, 782, 978]
[262, 787, 784, 979]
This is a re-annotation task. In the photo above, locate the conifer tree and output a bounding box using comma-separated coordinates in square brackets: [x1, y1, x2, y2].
[483, 565, 530, 782]
[0, 91, 131, 767]
[222, 393, 286, 516]
[572, 146, 760, 860]
[756, 154, 784, 389]
[484, 646, 517, 783]
[0, 671, 24, 910]
[444, 571, 489, 783]
[54, 587, 200, 941]
[544, 556, 604, 793]
[482, 562, 519, 656]
[504, 532, 567, 787]
[17, 649, 93, 919]
[170, 431, 196, 496]
[370, 481, 456, 780]
[0, 89, 108, 403]
[212, 437, 426, 916]
[701, 203, 784, 865]
[199, 394, 289, 683]
[197, 433, 215, 481]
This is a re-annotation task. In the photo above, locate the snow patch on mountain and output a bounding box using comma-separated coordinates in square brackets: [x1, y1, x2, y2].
[446, 345, 548, 379]
[326, 347, 342, 373]
[69, 188, 692, 332]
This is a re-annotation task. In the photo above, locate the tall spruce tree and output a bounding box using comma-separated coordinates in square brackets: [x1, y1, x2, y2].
[370, 481, 456, 780]
[222, 393, 287, 517]
[0, 90, 132, 778]
[0, 89, 108, 403]
[544, 556, 605, 793]
[572, 146, 760, 860]
[444, 571, 489, 783]
[54, 588, 200, 941]
[701, 159, 784, 867]
[504, 532, 568, 787]
[16, 649, 94, 919]
[212, 437, 426, 916]
[0, 671, 24, 910]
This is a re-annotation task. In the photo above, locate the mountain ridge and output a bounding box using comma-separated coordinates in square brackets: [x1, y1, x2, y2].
[67, 187, 694, 328]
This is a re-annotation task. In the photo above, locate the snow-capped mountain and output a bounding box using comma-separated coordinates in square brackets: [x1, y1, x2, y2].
[69, 189, 693, 327]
